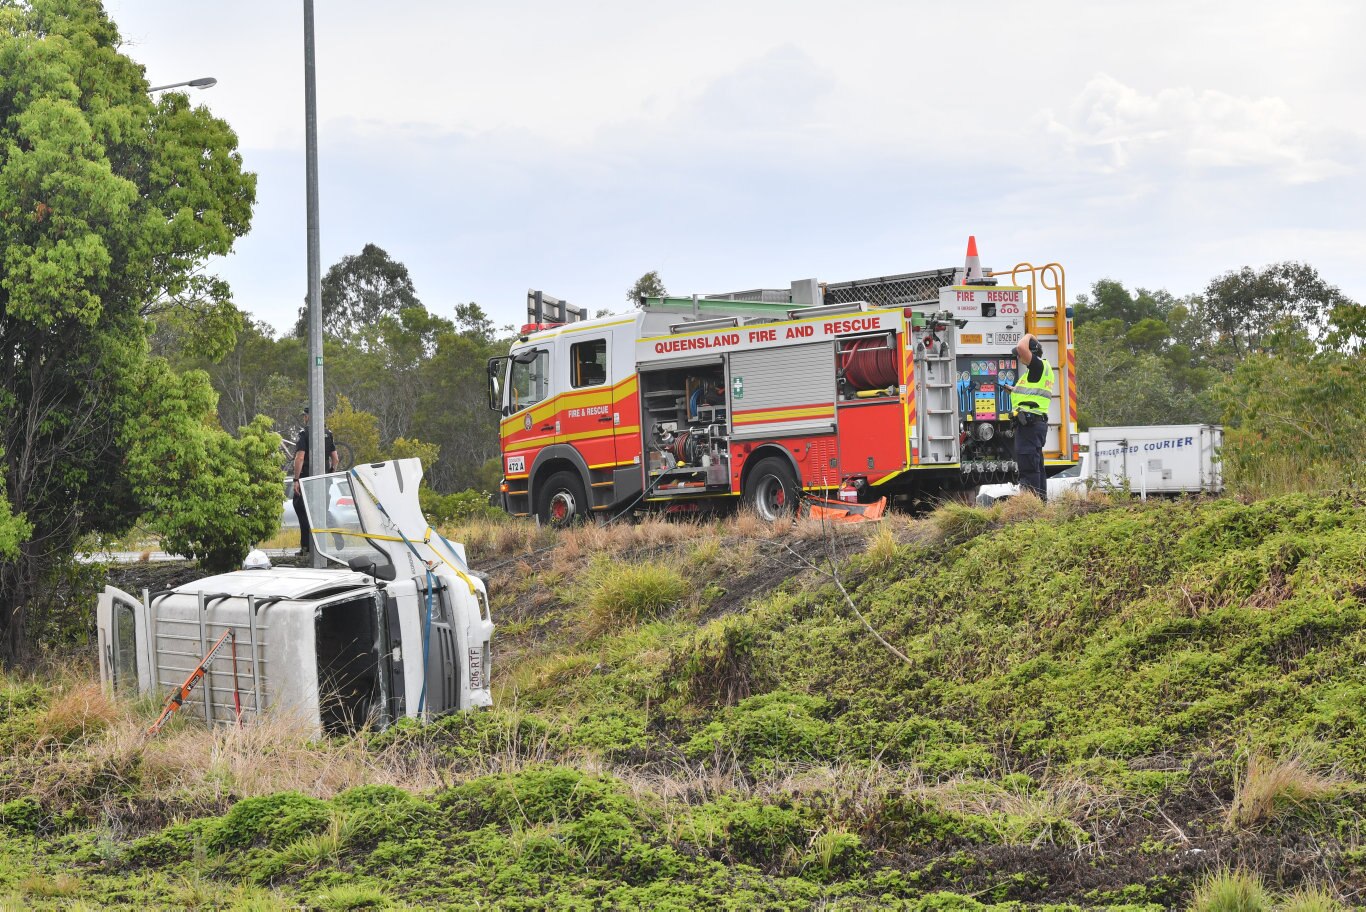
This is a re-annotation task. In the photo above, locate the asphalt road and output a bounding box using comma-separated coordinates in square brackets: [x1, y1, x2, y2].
[80, 548, 299, 564]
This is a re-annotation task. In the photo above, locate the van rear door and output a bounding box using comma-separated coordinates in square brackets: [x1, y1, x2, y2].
[96, 586, 152, 695]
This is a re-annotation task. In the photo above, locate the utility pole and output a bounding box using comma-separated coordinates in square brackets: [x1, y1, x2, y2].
[304, 0, 325, 569]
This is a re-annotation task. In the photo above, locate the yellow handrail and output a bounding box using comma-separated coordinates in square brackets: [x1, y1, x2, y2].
[990, 262, 1068, 316]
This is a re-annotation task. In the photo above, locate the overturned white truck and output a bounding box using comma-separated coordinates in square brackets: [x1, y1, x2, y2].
[97, 459, 494, 735]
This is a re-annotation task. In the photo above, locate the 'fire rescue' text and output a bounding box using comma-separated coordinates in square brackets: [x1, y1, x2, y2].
[650, 315, 888, 355]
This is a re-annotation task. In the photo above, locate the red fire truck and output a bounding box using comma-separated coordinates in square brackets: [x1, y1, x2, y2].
[487, 243, 1078, 524]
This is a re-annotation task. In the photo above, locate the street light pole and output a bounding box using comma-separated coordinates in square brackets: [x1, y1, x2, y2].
[304, 0, 325, 569]
[147, 76, 217, 93]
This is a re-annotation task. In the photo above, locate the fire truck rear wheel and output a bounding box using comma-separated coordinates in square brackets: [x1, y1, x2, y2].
[537, 471, 587, 527]
[744, 457, 799, 522]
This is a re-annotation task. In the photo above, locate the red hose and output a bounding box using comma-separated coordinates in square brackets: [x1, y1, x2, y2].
[840, 337, 899, 391]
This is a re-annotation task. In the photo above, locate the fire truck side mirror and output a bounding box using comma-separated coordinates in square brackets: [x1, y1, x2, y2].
[486, 357, 507, 412]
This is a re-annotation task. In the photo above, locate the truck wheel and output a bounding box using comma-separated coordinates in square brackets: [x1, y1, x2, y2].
[744, 457, 799, 521]
[536, 471, 587, 527]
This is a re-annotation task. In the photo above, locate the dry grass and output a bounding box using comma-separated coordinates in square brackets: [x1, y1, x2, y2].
[6, 700, 444, 823]
[141, 711, 443, 799]
[996, 489, 1046, 524]
[17, 873, 82, 899]
[1226, 753, 1345, 828]
[916, 771, 1120, 850]
[730, 508, 793, 540]
[444, 517, 556, 564]
[979, 488, 1116, 529]
[1280, 887, 1347, 912]
[505, 652, 597, 698]
[255, 525, 297, 551]
[862, 526, 900, 568]
[926, 501, 996, 546]
[32, 681, 125, 749]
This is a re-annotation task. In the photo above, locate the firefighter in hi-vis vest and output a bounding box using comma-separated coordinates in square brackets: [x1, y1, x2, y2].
[1007, 333, 1054, 500]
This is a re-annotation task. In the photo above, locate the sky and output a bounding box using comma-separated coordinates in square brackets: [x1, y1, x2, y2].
[105, 0, 1366, 336]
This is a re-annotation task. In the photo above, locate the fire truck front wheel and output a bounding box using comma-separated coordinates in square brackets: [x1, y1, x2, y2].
[744, 457, 799, 521]
[536, 470, 587, 527]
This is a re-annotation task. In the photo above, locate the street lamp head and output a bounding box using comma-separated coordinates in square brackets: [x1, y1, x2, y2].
[147, 76, 218, 94]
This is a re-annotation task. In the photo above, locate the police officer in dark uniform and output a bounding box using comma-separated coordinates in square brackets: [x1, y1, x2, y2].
[291, 406, 338, 554]
[1008, 334, 1055, 500]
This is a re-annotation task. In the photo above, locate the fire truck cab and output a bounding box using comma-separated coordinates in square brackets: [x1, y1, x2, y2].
[489, 250, 1077, 523]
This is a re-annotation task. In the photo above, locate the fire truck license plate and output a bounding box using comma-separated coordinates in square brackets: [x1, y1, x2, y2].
[994, 332, 1021, 345]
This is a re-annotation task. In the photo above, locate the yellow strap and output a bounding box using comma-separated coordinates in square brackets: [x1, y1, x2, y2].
[422, 527, 480, 595]
[318, 470, 480, 597]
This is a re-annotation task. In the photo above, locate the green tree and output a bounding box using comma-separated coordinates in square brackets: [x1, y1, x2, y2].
[301, 245, 510, 491]
[327, 395, 382, 465]
[122, 363, 280, 569]
[0, 0, 257, 659]
[1074, 279, 1175, 329]
[412, 323, 506, 491]
[0, 452, 30, 561]
[389, 436, 440, 470]
[454, 301, 498, 344]
[1072, 280, 1217, 427]
[180, 318, 307, 437]
[146, 275, 245, 362]
[627, 270, 667, 305]
[1193, 262, 1353, 364]
[1075, 323, 1213, 427]
[294, 242, 422, 341]
[1215, 351, 1366, 495]
[328, 302, 454, 445]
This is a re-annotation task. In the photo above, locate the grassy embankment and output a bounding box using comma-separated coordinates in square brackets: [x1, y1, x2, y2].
[3, 492, 1366, 910]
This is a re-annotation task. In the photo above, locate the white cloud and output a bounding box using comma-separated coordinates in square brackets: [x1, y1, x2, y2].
[1043, 74, 1356, 184]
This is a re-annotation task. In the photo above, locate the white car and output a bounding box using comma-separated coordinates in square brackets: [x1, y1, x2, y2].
[977, 451, 1089, 506]
[280, 479, 357, 530]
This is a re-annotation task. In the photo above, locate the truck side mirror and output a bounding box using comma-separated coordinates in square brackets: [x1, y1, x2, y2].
[347, 554, 396, 581]
[486, 356, 507, 412]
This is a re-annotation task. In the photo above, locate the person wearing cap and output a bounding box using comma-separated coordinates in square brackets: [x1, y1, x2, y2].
[291, 407, 339, 554]
[1007, 333, 1054, 500]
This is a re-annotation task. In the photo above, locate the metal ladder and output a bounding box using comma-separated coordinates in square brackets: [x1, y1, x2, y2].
[145, 588, 267, 727]
[917, 330, 959, 464]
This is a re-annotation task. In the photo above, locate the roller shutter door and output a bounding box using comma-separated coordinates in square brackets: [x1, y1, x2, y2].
[729, 343, 835, 438]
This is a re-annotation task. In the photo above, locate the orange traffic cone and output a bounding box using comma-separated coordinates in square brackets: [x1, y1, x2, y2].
[964, 235, 983, 283]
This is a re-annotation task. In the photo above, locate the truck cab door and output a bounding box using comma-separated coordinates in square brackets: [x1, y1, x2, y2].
[500, 346, 556, 482]
[96, 586, 152, 695]
[564, 335, 616, 463]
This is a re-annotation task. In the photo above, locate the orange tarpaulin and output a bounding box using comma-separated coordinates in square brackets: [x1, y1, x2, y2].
[803, 496, 888, 523]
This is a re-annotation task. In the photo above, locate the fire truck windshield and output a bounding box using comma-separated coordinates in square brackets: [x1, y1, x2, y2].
[509, 349, 550, 413]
